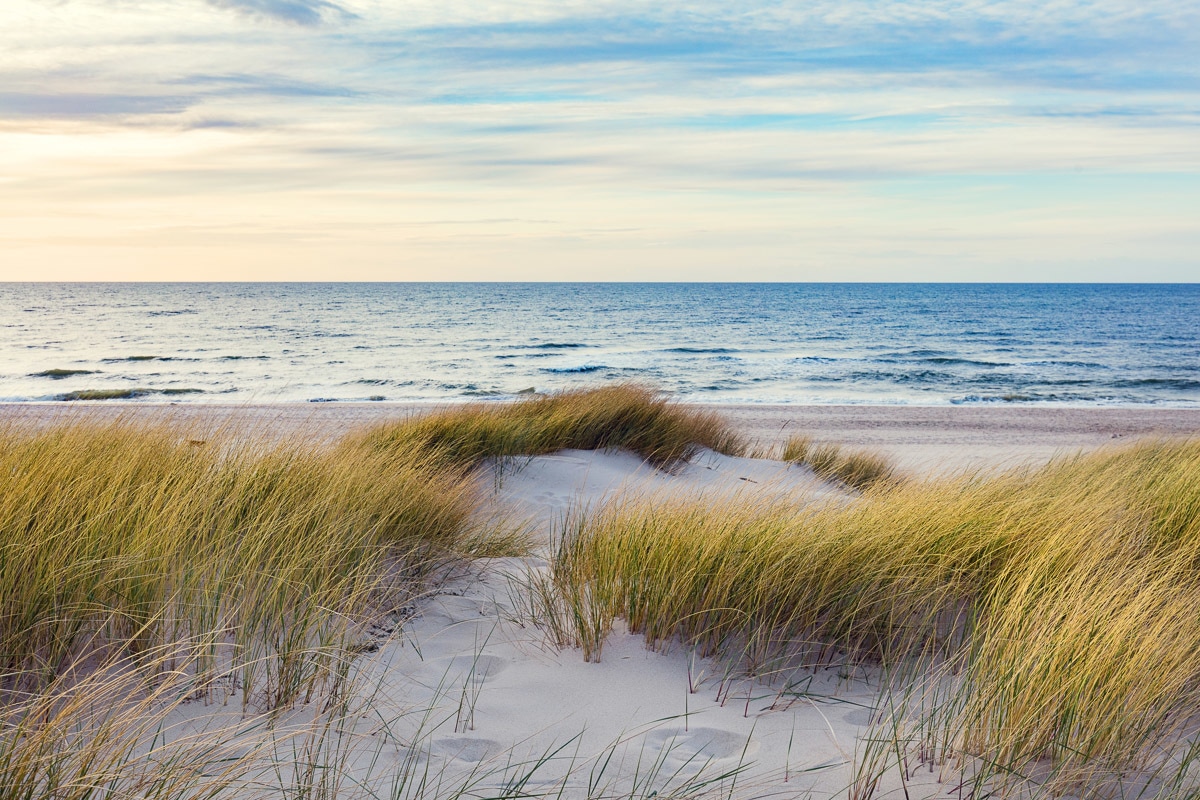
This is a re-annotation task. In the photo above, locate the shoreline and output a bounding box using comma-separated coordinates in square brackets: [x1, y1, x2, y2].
[3, 401, 1198, 471]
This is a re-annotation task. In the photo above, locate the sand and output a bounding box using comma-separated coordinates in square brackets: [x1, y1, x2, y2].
[6, 401, 1199, 797]
[4, 401, 1198, 471]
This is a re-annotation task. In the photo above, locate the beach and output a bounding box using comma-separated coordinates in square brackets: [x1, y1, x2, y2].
[4, 396, 1200, 799]
[5, 400, 1199, 469]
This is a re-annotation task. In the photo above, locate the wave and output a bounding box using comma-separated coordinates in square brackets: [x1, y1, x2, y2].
[55, 387, 204, 401]
[807, 369, 956, 386]
[519, 342, 589, 350]
[1111, 378, 1200, 391]
[1022, 360, 1107, 369]
[665, 347, 739, 354]
[951, 393, 1079, 404]
[539, 365, 608, 374]
[921, 357, 1013, 367]
[29, 368, 98, 379]
[497, 352, 564, 359]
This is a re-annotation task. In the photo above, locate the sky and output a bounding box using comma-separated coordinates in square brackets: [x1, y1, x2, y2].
[1, 0, 1198, 282]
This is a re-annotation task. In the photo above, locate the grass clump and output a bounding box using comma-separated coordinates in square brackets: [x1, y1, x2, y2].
[0, 386, 749, 797]
[541, 439, 1200, 795]
[0, 417, 480, 708]
[782, 434, 899, 490]
[356, 383, 744, 467]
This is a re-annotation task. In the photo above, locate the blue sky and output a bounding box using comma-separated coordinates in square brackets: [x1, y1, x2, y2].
[1, 0, 1198, 280]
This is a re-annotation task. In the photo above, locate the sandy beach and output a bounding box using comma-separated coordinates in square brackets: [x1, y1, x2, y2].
[5, 401, 1198, 470]
[4, 398, 1200, 798]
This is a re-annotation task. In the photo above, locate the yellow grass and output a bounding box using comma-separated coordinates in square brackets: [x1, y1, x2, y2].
[0, 417, 480, 708]
[782, 434, 900, 490]
[541, 439, 1200, 795]
[354, 383, 745, 467]
[0, 386, 744, 797]
[12, 388, 1198, 797]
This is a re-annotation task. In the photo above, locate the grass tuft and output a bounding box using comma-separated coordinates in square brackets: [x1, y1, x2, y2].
[0, 387, 746, 796]
[0, 416, 481, 708]
[541, 438, 1200, 794]
[354, 383, 744, 467]
[782, 434, 899, 490]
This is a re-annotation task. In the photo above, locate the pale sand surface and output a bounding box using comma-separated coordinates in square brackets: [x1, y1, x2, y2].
[8, 401, 1200, 797]
[719, 403, 1200, 471]
[4, 401, 1198, 471]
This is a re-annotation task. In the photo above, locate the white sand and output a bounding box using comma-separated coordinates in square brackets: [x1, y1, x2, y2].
[8, 402, 1198, 797]
[239, 449, 907, 798]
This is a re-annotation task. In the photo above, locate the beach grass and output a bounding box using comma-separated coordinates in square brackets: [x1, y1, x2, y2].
[0, 386, 747, 797]
[354, 383, 745, 467]
[0, 416, 481, 706]
[782, 434, 899, 490]
[7, 389, 1197, 797]
[538, 438, 1200, 794]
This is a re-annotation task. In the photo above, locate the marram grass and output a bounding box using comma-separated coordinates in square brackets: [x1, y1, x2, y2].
[782, 434, 900, 490]
[541, 439, 1200, 796]
[0, 416, 480, 707]
[354, 383, 745, 467]
[0, 385, 745, 797]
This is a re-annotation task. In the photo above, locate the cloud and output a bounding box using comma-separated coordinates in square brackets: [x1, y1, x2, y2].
[2, 0, 1199, 279]
[0, 91, 192, 118]
[167, 72, 356, 99]
[206, 0, 357, 26]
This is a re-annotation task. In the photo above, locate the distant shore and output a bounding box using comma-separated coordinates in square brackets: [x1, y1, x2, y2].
[3, 401, 1198, 472]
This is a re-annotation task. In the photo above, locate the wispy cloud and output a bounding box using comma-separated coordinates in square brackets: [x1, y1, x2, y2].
[206, 0, 357, 26]
[0, 91, 192, 118]
[0, 0, 1197, 279]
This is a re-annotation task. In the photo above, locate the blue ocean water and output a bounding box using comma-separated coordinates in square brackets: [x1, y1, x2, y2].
[1, 283, 1197, 406]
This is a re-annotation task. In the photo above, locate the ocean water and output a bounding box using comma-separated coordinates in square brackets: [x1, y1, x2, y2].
[1, 283, 1197, 406]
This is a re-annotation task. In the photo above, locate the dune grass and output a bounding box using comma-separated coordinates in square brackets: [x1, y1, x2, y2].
[0, 386, 746, 797]
[20, 388, 1195, 796]
[539, 438, 1200, 795]
[782, 434, 899, 490]
[354, 384, 745, 467]
[0, 417, 481, 707]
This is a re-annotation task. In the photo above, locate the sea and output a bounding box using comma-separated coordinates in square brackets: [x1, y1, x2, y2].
[1, 283, 1198, 406]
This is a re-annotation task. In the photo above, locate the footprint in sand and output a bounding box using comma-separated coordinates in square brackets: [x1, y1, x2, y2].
[642, 726, 757, 762]
[841, 708, 875, 727]
[413, 653, 509, 686]
[430, 736, 499, 763]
